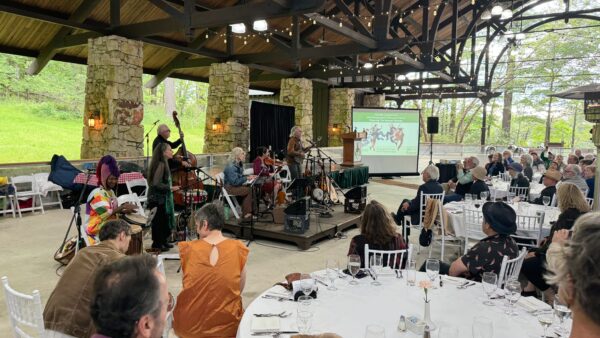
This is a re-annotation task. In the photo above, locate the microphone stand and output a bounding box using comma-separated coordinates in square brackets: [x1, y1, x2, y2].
[145, 121, 159, 171]
[311, 141, 343, 210]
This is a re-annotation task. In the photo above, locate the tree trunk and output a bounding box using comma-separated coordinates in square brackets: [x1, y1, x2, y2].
[150, 86, 157, 104]
[502, 46, 515, 138]
[164, 78, 176, 117]
[416, 101, 429, 143]
[544, 76, 555, 145]
[459, 107, 481, 143]
[487, 98, 497, 140]
[449, 98, 457, 134]
[571, 110, 577, 149]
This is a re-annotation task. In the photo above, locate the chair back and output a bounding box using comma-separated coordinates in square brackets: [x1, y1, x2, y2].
[509, 186, 530, 199]
[1, 276, 45, 338]
[214, 172, 240, 219]
[550, 194, 557, 207]
[462, 206, 485, 254]
[125, 178, 148, 204]
[10, 175, 36, 194]
[510, 211, 545, 249]
[586, 197, 594, 208]
[364, 244, 412, 270]
[497, 248, 527, 288]
[499, 172, 511, 182]
[418, 192, 445, 227]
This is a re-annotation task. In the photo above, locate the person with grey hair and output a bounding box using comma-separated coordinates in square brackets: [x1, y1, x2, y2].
[545, 212, 600, 338]
[286, 126, 308, 180]
[443, 156, 477, 203]
[392, 165, 443, 238]
[173, 203, 249, 338]
[44, 220, 132, 338]
[520, 153, 534, 181]
[223, 147, 256, 220]
[560, 164, 589, 192]
[151, 124, 190, 168]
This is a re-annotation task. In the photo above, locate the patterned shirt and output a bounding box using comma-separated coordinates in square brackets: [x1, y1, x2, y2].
[86, 187, 118, 244]
[460, 234, 518, 281]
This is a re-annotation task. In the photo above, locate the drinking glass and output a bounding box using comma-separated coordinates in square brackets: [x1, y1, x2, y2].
[554, 296, 572, 335]
[472, 316, 493, 338]
[325, 259, 339, 291]
[369, 255, 382, 286]
[537, 314, 554, 338]
[508, 192, 516, 204]
[438, 326, 458, 338]
[406, 259, 417, 286]
[348, 254, 361, 285]
[297, 295, 313, 313]
[426, 259, 440, 284]
[364, 324, 386, 338]
[297, 309, 313, 334]
[480, 191, 489, 201]
[465, 194, 473, 204]
[542, 196, 551, 209]
[481, 272, 498, 306]
[300, 273, 313, 297]
[504, 279, 522, 316]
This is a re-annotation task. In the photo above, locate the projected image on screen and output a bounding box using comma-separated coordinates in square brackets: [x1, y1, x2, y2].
[352, 107, 420, 175]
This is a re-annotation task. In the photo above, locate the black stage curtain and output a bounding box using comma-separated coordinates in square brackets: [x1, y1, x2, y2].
[249, 101, 295, 161]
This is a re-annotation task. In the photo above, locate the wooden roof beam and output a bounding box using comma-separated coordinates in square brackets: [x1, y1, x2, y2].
[303, 13, 377, 48]
[334, 0, 373, 37]
[301, 61, 445, 79]
[335, 76, 470, 88]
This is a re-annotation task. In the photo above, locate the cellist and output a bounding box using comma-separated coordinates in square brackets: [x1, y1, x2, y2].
[152, 124, 190, 168]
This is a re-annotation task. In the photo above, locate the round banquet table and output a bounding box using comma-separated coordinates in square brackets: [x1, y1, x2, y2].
[487, 180, 545, 201]
[237, 271, 554, 338]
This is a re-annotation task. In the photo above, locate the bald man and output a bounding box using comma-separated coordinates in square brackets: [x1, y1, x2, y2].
[152, 124, 189, 167]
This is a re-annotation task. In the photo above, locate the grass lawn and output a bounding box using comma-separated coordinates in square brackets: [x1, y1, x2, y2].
[0, 100, 205, 164]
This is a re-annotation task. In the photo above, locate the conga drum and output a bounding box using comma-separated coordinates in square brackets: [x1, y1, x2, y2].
[122, 213, 147, 227]
[126, 224, 143, 255]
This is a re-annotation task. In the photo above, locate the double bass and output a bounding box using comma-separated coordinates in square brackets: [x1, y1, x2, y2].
[171, 111, 203, 206]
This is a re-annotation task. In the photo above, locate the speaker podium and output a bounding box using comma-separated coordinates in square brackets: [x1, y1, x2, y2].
[341, 131, 367, 167]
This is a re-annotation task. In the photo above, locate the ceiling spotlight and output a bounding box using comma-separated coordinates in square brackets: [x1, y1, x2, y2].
[253, 20, 268, 32]
[491, 5, 503, 17]
[363, 62, 373, 69]
[230, 23, 246, 34]
[501, 9, 513, 19]
[397, 74, 406, 80]
[481, 10, 492, 20]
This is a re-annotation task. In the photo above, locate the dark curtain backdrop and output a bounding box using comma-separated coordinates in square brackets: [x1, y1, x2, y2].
[249, 101, 295, 161]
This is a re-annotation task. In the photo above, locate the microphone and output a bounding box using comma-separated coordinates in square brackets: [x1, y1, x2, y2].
[153, 120, 160, 125]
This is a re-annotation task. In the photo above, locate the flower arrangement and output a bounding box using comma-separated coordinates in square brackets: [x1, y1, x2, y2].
[419, 280, 432, 303]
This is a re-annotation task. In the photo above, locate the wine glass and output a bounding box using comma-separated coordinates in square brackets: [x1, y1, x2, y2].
[472, 316, 493, 338]
[504, 279, 522, 316]
[297, 309, 313, 334]
[537, 314, 554, 338]
[425, 259, 440, 284]
[481, 272, 498, 306]
[369, 255, 382, 286]
[299, 273, 313, 297]
[347, 254, 361, 285]
[554, 296, 572, 335]
[364, 324, 386, 338]
[325, 259, 339, 291]
[542, 196, 551, 209]
[465, 194, 473, 204]
[480, 191, 489, 201]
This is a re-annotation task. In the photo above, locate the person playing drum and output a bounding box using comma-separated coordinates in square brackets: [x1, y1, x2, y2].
[252, 146, 281, 208]
[86, 155, 137, 244]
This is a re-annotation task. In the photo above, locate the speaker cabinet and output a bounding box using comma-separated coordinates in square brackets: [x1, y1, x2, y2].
[344, 185, 367, 213]
[427, 116, 439, 134]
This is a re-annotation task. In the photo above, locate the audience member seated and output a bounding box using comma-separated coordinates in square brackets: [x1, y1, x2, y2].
[579, 159, 594, 179]
[44, 220, 131, 338]
[531, 152, 546, 173]
[584, 165, 595, 198]
[469, 166, 490, 200]
[86, 155, 137, 244]
[520, 154, 534, 182]
[349, 200, 407, 268]
[392, 165, 443, 235]
[502, 150, 514, 168]
[554, 154, 567, 172]
[574, 149, 584, 161]
[521, 183, 589, 302]
[223, 147, 256, 221]
[443, 156, 478, 203]
[486, 152, 505, 177]
[560, 164, 589, 193]
[546, 212, 600, 338]
[422, 202, 518, 282]
[531, 169, 561, 205]
[567, 154, 579, 165]
[173, 203, 249, 338]
[90, 255, 170, 338]
[507, 163, 530, 188]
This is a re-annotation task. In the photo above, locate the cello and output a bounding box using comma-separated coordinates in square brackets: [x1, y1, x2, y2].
[171, 111, 203, 206]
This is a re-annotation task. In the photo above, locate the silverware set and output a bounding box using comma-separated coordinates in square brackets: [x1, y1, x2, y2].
[261, 294, 293, 302]
[253, 311, 292, 318]
[250, 330, 299, 337]
[457, 281, 477, 289]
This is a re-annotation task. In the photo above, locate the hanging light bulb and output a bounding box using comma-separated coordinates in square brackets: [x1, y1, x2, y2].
[339, 21, 343, 27]
[313, 19, 316, 25]
[363, 62, 373, 69]
[266, 37, 270, 43]
[501, 9, 513, 19]
[288, 31, 292, 36]
[471, 0, 475, 5]
[205, 33, 209, 39]
[252, 20, 268, 32]
[491, 5, 503, 17]
[399, 16, 403, 23]
[230, 23, 246, 34]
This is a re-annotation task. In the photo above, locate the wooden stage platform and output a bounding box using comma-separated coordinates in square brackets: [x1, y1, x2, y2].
[223, 204, 360, 250]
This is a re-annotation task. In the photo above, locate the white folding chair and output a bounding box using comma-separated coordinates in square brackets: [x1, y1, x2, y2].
[0, 194, 17, 218]
[125, 178, 148, 207]
[429, 201, 462, 261]
[11, 175, 45, 217]
[275, 165, 292, 191]
[364, 244, 412, 270]
[402, 192, 445, 254]
[156, 254, 179, 338]
[215, 172, 241, 219]
[511, 212, 545, 249]
[586, 197, 594, 208]
[497, 247, 528, 288]
[1, 276, 45, 338]
[33, 173, 63, 209]
[550, 194, 557, 207]
[509, 186, 530, 200]
[117, 194, 145, 217]
[462, 206, 485, 254]
[499, 172, 511, 182]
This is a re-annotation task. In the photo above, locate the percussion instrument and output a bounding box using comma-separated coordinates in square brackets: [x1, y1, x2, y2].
[312, 188, 324, 201]
[122, 213, 147, 227]
[184, 189, 208, 205]
[126, 224, 143, 255]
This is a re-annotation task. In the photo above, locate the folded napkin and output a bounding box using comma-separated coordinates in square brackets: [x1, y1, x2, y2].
[442, 275, 468, 285]
[517, 296, 552, 312]
[251, 317, 280, 332]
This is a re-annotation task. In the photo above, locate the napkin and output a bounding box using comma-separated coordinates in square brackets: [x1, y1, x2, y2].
[442, 275, 468, 285]
[516, 296, 552, 312]
[251, 317, 280, 332]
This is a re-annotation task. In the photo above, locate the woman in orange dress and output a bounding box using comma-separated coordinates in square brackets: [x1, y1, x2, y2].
[173, 203, 249, 338]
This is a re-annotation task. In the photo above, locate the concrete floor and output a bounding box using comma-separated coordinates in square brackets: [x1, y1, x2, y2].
[0, 177, 456, 337]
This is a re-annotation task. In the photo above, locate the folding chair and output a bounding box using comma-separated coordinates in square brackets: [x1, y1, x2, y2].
[497, 248, 528, 288]
[0, 194, 17, 218]
[428, 200, 462, 261]
[215, 172, 241, 219]
[462, 206, 485, 254]
[364, 244, 412, 270]
[509, 186, 530, 201]
[117, 194, 146, 217]
[403, 192, 445, 254]
[33, 173, 63, 209]
[511, 212, 545, 249]
[11, 175, 45, 217]
[125, 178, 148, 207]
[499, 172, 511, 182]
[2, 276, 45, 338]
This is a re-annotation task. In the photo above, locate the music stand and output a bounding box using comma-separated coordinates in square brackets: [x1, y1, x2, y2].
[56, 170, 93, 258]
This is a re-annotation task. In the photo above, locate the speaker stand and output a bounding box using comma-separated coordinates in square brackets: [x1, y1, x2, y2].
[429, 133, 434, 165]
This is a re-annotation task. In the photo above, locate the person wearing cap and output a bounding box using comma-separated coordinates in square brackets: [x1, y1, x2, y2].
[468, 166, 490, 200]
[507, 162, 530, 188]
[531, 169, 561, 205]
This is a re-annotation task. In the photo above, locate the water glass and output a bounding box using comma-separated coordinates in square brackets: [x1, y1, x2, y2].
[325, 259, 339, 291]
[438, 326, 458, 338]
[465, 194, 473, 204]
[406, 260, 417, 286]
[348, 254, 361, 285]
[504, 279, 522, 316]
[364, 324, 386, 338]
[299, 274, 313, 297]
[297, 309, 313, 334]
[538, 314, 554, 338]
[554, 296, 572, 335]
[507, 192, 516, 204]
[369, 255, 383, 286]
[425, 259, 440, 283]
[297, 295, 313, 313]
[481, 272, 498, 306]
[542, 196, 551, 208]
[480, 191, 489, 201]
[472, 316, 493, 338]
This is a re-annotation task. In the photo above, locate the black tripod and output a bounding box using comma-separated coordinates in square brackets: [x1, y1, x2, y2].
[56, 170, 93, 258]
[144, 120, 159, 171]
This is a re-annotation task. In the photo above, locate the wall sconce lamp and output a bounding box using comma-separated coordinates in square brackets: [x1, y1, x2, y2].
[331, 123, 340, 132]
[212, 117, 222, 131]
[88, 110, 100, 129]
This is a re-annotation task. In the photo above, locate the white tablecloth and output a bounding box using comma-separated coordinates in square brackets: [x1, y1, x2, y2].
[488, 181, 545, 201]
[445, 201, 559, 238]
[237, 272, 553, 338]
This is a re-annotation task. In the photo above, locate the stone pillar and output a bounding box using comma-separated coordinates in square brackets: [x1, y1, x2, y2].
[81, 35, 144, 159]
[328, 88, 355, 146]
[363, 94, 385, 107]
[203, 62, 250, 153]
[279, 78, 313, 140]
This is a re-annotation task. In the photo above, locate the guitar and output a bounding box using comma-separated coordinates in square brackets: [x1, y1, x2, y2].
[293, 142, 315, 165]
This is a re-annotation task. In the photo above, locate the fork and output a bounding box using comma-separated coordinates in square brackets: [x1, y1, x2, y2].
[254, 311, 291, 318]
